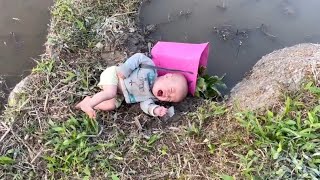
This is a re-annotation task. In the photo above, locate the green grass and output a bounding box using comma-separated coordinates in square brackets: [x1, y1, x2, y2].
[44, 116, 120, 179]
[236, 82, 320, 179]
[187, 101, 227, 136]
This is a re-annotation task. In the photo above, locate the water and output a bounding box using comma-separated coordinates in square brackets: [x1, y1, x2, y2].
[140, 0, 320, 91]
[0, 0, 52, 89]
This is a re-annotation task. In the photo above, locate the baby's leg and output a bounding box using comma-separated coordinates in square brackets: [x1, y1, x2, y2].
[89, 85, 117, 107]
[94, 98, 117, 111]
[76, 85, 117, 118]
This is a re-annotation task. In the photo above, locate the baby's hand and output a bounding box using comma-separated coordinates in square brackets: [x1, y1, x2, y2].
[154, 106, 168, 117]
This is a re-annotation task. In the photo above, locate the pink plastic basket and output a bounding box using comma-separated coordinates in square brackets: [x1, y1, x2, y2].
[151, 41, 210, 95]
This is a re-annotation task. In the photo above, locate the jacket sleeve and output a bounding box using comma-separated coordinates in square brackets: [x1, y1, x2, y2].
[140, 99, 159, 117]
[117, 53, 155, 78]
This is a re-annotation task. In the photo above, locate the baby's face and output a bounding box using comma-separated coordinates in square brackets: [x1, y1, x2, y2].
[152, 73, 188, 102]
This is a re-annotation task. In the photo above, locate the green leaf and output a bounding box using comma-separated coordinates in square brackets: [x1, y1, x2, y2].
[306, 86, 320, 94]
[247, 150, 254, 157]
[196, 72, 226, 99]
[281, 128, 301, 138]
[220, 174, 234, 180]
[111, 174, 120, 180]
[75, 19, 86, 31]
[302, 142, 316, 151]
[284, 97, 291, 114]
[148, 134, 160, 146]
[0, 156, 15, 165]
[63, 71, 76, 83]
[197, 78, 206, 90]
[62, 139, 73, 146]
[84, 164, 91, 176]
[52, 127, 65, 132]
[308, 112, 315, 124]
[304, 82, 313, 89]
[271, 147, 279, 160]
[285, 120, 296, 125]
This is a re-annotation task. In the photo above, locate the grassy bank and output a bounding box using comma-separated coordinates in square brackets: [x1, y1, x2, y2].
[1, 0, 320, 179]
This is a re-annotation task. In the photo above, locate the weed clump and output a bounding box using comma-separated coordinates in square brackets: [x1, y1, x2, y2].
[236, 82, 320, 179]
[44, 116, 120, 179]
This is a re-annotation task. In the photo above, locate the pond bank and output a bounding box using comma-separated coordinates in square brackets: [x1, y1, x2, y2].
[1, 0, 320, 179]
[230, 43, 320, 111]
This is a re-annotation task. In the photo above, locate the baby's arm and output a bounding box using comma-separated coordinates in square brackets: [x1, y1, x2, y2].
[140, 99, 168, 117]
[117, 53, 154, 78]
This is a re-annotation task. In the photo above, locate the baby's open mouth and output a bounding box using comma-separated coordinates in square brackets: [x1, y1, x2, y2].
[157, 90, 163, 96]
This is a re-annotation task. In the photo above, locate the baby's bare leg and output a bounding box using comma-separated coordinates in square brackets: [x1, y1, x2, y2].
[94, 98, 117, 111]
[89, 85, 117, 107]
[76, 85, 117, 118]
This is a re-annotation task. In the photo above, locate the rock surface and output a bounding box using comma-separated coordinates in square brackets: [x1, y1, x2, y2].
[229, 43, 320, 111]
[8, 75, 35, 107]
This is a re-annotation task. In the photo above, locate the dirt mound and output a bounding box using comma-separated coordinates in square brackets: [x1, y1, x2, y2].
[229, 43, 320, 111]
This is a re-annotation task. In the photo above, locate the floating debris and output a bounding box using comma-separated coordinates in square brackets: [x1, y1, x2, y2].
[9, 32, 24, 48]
[280, 0, 297, 17]
[167, 9, 192, 23]
[12, 17, 21, 22]
[213, 25, 249, 41]
[145, 24, 156, 33]
[216, 0, 227, 11]
[258, 24, 277, 39]
[236, 40, 242, 57]
[178, 9, 192, 17]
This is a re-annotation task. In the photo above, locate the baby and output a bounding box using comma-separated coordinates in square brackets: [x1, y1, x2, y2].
[76, 53, 188, 118]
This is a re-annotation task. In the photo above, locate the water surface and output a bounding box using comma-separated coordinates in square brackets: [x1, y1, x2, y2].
[0, 0, 52, 89]
[140, 0, 320, 91]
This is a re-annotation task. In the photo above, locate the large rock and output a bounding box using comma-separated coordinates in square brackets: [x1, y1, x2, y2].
[229, 43, 320, 111]
[8, 75, 35, 107]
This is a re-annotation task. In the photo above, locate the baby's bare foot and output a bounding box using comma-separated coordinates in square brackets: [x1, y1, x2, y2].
[76, 97, 96, 119]
[76, 96, 91, 109]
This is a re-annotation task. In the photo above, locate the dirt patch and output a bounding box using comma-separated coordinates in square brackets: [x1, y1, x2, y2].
[229, 43, 320, 111]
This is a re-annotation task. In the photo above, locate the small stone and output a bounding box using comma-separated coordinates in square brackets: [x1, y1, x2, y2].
[95, 42, 104, 49]
[24, 134, 29, 140]
[129, 27, 135, 33]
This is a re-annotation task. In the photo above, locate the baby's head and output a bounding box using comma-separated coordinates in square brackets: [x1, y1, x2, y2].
[152, 73, 188, 102]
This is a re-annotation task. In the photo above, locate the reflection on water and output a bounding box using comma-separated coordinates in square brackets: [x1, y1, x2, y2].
[0, 0, 52, 89]
[140, 0, 320, 91]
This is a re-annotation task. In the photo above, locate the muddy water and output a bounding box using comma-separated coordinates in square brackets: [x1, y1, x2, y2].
[140, 0, 320, 92]
[0, 0, 52, 89]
